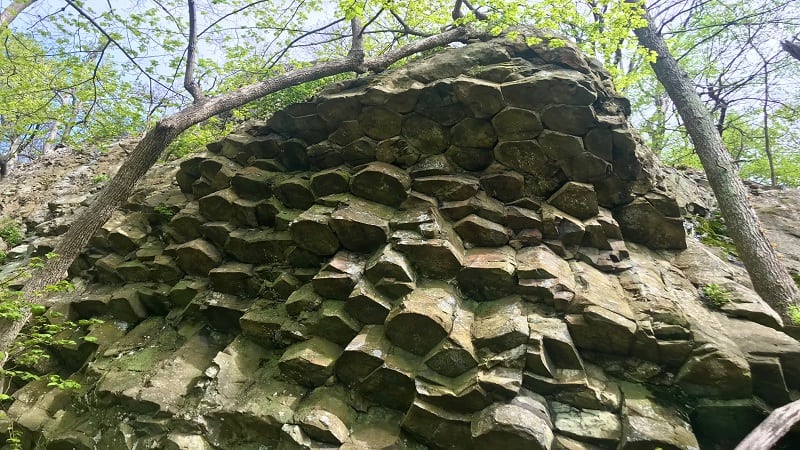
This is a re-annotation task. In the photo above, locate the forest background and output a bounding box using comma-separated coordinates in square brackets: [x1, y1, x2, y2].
[1, 0, 799, 186]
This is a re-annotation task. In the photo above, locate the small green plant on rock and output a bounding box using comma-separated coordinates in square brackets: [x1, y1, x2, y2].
[153, 203, 177, 220]
[1, 253, 103, 448]
[701, 283, 732, 308]
[787, 304, 800, 326]
[0, 220, 23, 247]
[91, 173, 109, 184]
[692, 212, 737, 256]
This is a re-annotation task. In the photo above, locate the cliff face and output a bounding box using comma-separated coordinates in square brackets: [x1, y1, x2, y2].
[2, 32, 800, 450]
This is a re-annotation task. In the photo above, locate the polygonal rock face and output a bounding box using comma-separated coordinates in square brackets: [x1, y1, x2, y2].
[17, 30, 777, 450]
[501, 70, 598, 108]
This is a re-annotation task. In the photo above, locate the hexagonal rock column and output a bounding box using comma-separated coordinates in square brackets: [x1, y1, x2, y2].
[385, 283, 459, 356]
[294, 386, 355, 445]
[453, 214, 510, 247]
[346, 280, 394, 324]
[471, 395, 554, 450]
[289, 205, 340, 256]
[208, 262, 260, 297]
[174, 238, 222, 276]
[335, 325, 389, 385]
[312, 251, 365, 300]
[330, 205, 391, 253]
[614, 197, 687, 250]
[547, 182, 599, 220]
[472, 297, 530, 354]
[350, 162, 411, 207]
[402, 399, 473, 447]
[356, 347, 418, 410]
[310, 167, 351, 197]
[364, 245, 416, 299]
[412, 175, 480, 202]
[103, 211, 151, 254]
[500, 70, 597, 108]
[424, 307, 477, 378]
[457, 246, 517, 301]
[308, 301, 362, 346]
[278, 337, 342, 387]
[226, 229, 293, 264]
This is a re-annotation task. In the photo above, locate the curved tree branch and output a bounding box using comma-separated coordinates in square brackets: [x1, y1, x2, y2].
[0, 0, 36, 29]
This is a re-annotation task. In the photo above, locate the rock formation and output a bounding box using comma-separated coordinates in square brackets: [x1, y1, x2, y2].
[2, 31, 800, 450]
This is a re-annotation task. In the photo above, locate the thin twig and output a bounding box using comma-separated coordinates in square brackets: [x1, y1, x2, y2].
[63, 0, 175, 94]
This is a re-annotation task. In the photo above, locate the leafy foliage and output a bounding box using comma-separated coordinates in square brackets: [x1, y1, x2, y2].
[0, 220, 23, 246]
[0, 28, 147, 165]
[627, 0, 800, 186]
[787, 304, 800, 326]
[1, 254, 102, 434]
[91, 174, 109, 184]
[153, 203, 178, 220]
[701, 283, 732, 308]
[691, 212, 737, 256]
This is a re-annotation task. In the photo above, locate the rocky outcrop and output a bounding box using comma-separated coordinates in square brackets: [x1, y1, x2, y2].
[2, 31, 800, 450]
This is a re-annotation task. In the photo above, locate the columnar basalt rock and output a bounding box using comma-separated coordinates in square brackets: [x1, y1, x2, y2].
[8, 31, 800, 450]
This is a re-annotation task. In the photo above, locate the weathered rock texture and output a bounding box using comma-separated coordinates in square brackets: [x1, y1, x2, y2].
[2, 31, 800, 450]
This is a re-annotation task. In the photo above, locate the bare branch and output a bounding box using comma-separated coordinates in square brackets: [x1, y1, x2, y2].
[462, 0, 488, 20]
[184, 0, 205, 103]
[63, 0, 175, 94]
[389, 10, 431, 37]
[364, 26, 471, 72]
[265, 18, 346, 72]
[198, 0, 271, 37]
[452, 0, 464, 20]
[781, 40, 800, 62]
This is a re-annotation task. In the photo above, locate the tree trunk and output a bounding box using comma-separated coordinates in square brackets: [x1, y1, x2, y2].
[735, 399, 800, 449]
[633, 8, 800, 323]
[0, 26, 472, 368]
[0, 0, 36, 28]
[42, 120, 62, 154]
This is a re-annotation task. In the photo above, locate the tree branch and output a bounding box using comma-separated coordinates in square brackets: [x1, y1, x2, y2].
[63, 0, 175, 94]
[735, 399, 800, 449]
[0, 0, 36, 29]
[781, 40, 800, 62]
[388, 10, 431, 37]
[184, 0, 205, 103]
